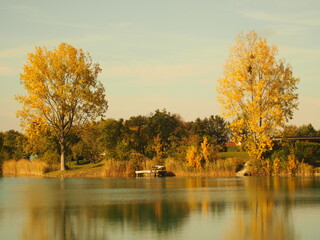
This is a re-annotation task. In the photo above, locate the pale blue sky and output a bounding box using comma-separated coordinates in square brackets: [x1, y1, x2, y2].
[1, 0, 319, 131]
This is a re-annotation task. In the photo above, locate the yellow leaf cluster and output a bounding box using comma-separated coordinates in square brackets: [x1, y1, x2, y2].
[186, 145, 202, 168]
[200, 136, 217, 164]
[186, 137, 218, 168]
[217, 31, 299, 160]
[15, 43, 108, 166]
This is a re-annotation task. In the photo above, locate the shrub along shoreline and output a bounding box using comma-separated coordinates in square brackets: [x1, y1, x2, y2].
[1, 157, 244, 178]
[1, 153, 317, 178]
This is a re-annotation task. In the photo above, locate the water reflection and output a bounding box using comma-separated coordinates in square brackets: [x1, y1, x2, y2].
[1, 177, 320, 240]
[225, 178, 293, 240]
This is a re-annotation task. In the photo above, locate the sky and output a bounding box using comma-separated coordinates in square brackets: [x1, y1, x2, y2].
[0, 0, 319, 131]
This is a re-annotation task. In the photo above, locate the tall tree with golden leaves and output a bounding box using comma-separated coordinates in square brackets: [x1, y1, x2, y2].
[16, 43, 108, 170]
[217, 31, 299, 160]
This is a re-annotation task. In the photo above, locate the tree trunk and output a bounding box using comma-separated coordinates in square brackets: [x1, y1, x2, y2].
[60, 144, 66, 171]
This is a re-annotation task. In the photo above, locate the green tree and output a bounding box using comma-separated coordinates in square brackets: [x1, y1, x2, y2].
[281, 125, 298, 137]
[125, 115, 149, 155]
[16, 43, 108, 170]
[296, 124, 318, 137]
[189, 115, 229, 149]
[217, 31, 299, 160]
[146, 109, 186, 157]
[99, 119, 124, 158]
[25, 129, 60, 164]
[1, 130, 26, 160]
[73, 122, 103, 164]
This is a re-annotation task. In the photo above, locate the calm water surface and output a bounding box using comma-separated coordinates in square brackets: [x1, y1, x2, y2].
[1, 177, 320, 240]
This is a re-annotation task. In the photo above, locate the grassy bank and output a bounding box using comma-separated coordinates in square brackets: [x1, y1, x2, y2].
[45, 160, 104, 178]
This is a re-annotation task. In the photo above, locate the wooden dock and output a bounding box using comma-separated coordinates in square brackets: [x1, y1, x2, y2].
[135, 165, 167, 177]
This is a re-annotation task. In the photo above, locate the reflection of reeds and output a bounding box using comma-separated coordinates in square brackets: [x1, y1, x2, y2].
[2, 159, 50, 176]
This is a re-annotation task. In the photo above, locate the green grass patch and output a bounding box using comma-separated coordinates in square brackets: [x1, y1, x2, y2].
[219, 151, 250, 161]
[68, 160, 104, 170]
[44, 160, 104, 178]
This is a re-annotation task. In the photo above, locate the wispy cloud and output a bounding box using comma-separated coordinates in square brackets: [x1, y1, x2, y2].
[9, 4, 37, 14]
[239, 10, 320, 26]
[106, 92, 218, 122]
[280, 46, 320, 56]
[28, 18, 132, 31]
[7, 4, 40, 21]
[41, 21, 98, 30]
[103, 62, 215, 86]
[0, 96, 21, 131]
[0, 47, 28, 59]
[0, 66, 17, 76]
[107, 22, 132, 28]
[290, 96, 320, 129]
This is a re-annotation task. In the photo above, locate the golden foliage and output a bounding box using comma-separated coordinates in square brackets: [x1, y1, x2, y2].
[185, 137, 219, 169]
[200, 136, 218, 164]
[273, 158, 281, 175]
[186, 145, 201, 168]
[16, 43, 108, 170]
[287, 154, 297, 175]
[217, 31, 299, 160]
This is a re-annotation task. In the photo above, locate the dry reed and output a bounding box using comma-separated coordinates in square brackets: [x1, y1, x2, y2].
[2, 159, 50, 176]
[164, 157, 243, 177]
[102, 159, 127, 177]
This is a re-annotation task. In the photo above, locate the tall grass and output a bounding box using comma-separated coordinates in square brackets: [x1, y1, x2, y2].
[103, 156, 161, 177]
[296, 162, 314, 176]
[203, 158, 243, 177]
[247, 156, 315, 176]
[102, 157, 244, 178]
[2, 159, 51, 176]
[164, 157, 187, 176]
[164, 157, 243, 177]
[102, 159, 127, 177]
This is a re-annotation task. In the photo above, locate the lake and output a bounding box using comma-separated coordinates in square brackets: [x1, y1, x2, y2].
[1, 177, 320, 240]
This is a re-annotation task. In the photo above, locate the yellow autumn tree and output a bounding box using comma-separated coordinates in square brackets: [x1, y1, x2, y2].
[16, 43, 108, 170]
[217, 31, 299, 160]
[186, 145, 201, 169]
[200, 136, 217, 164]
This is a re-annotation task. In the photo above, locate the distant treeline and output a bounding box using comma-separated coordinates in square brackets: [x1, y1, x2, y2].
[1, 109, 320, 170]
[0, 109, 228, 164]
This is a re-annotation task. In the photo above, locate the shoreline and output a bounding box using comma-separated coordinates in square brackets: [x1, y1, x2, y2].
[2, 168, 316, 178]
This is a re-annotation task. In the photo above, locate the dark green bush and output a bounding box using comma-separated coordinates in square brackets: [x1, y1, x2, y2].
[270, 141, 320, 166]
[294, 142, 320, 165]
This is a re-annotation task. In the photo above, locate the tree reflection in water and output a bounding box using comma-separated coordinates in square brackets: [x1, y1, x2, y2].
[19, 177, 231, 239]
[224, 177, 315, 240]
[1, 177, 317, 240]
